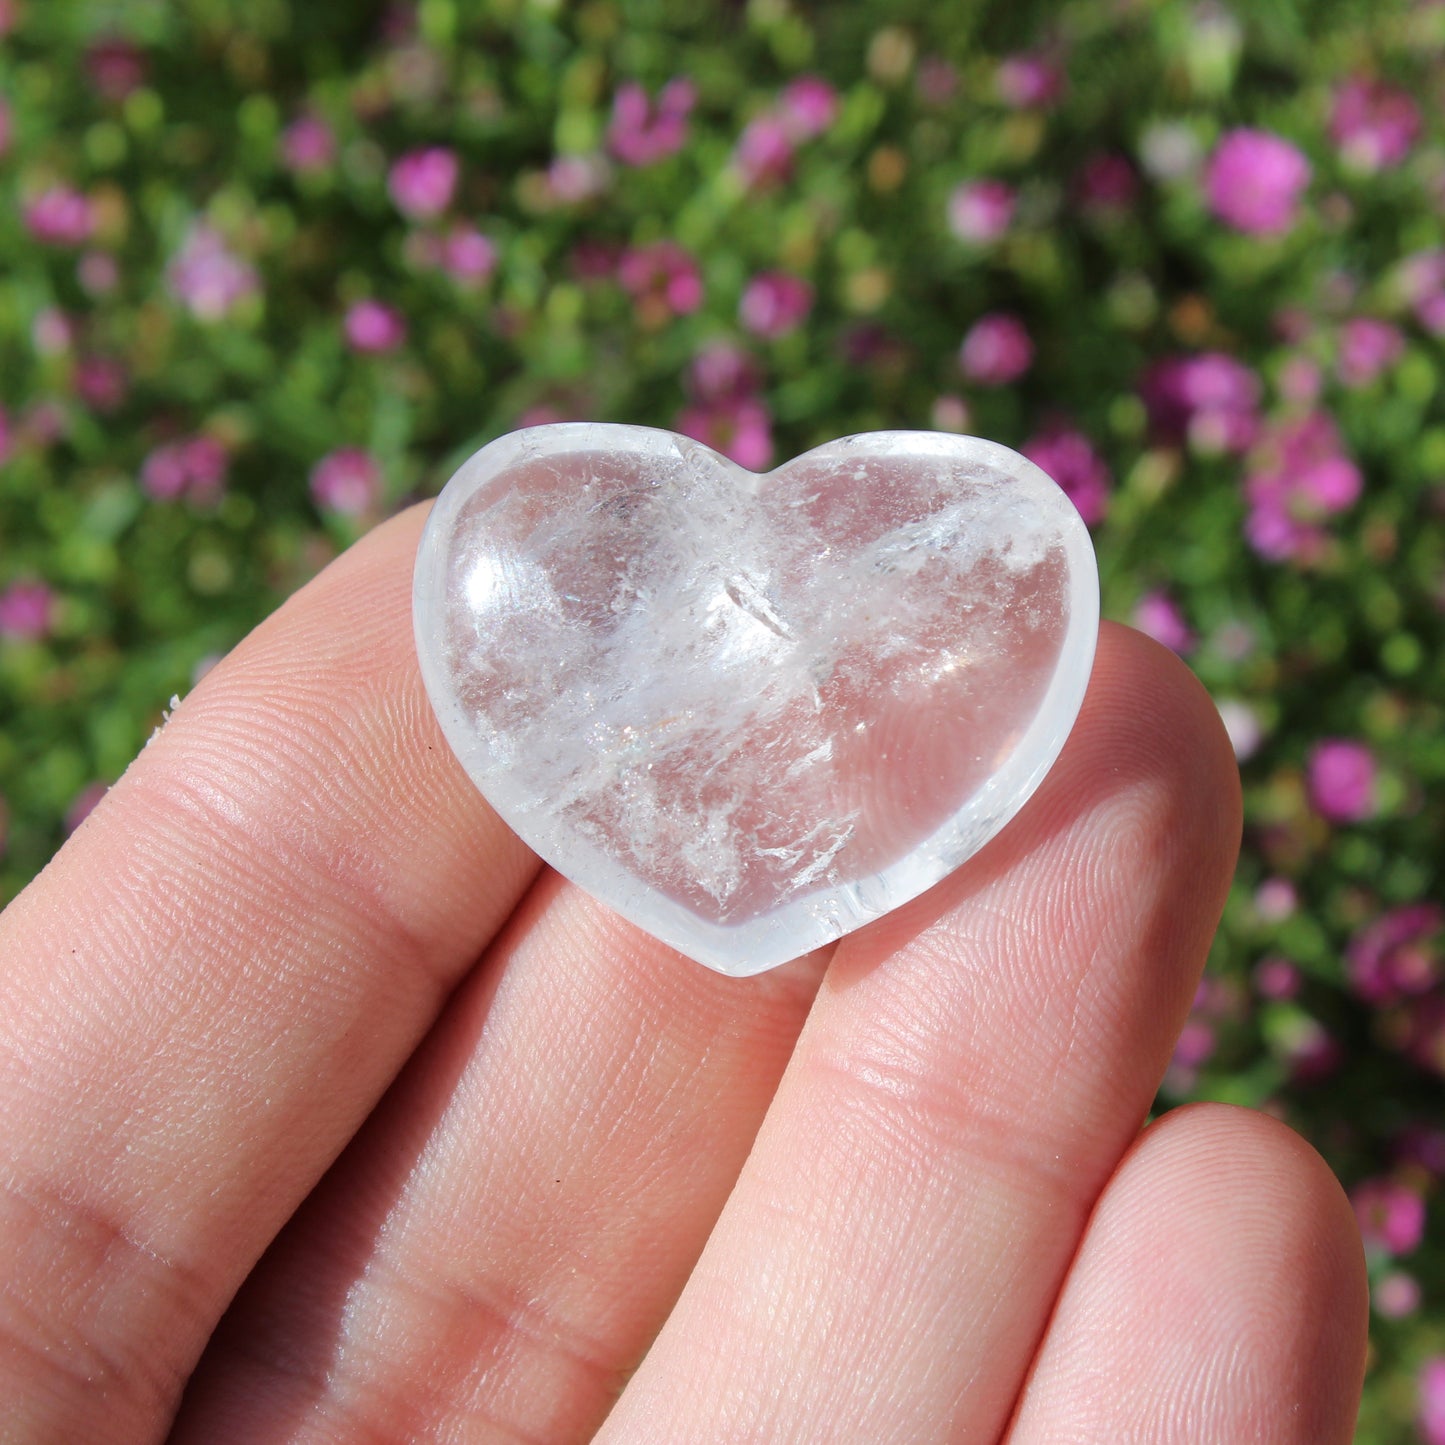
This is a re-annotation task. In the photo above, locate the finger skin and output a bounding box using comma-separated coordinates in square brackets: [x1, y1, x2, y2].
[1007, 1104, 1368, 1445]
[598, 625, 1243, 1444]
[172, 879, 827, 1443]
[0, 507, 537, 1440]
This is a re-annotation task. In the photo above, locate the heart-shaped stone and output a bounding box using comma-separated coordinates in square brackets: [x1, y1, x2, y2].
[414, 424, 1098, 977]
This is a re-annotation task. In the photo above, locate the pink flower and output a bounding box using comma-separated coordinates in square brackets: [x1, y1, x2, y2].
[0, 581, 56, 641]
[1134, 590, 1194, 653]
[141, 436, 229, 504]
[1374, 1270, 1422, 1319]
[607, 78, 695, 166]
[946, 179, 1015, 244]
[959, 312, 1033, 385]
[24, 187, 94, 247]
[1243, 410, 1361, 562]
[31, 307, 75, 357]
[1277, 354, 1322, 405]
[930, 394, 972, 433]
[687, 342, 761, 402]
[1021, 425, 1112, 526]
[1254, 877, 1298, 922]
[916, 57, 960, 107]
[617, 241, 704, 323]
[545, 154, 609, 204]
[388, 147, 459, 219]
[440, 225, 497, 285]
[676, 395, 773, 471]
[85, 37, 146, 101]
[74, 355, 128, 412]
[280, 114, 337, 174]
[311, 448, 382, 516]
[779, 76, 838, 139]
[344, 299, 407, 353]
[1204, 129, 1311, 236]
[77, 250, 120, 296]
[1416, 1352, 1445, 1445]
[1075, 152, 1138, 213]
[1253, 956, 1302, 1001]
[1307, 739, 1377, 822]
[165, 225, 260, 322]
[1141, 352, 1261, 454]
[996, 53, 1064, 110]
[739, 271, 813, 339]
[1352, 1176, 1425, 1256]
[733, 114, 795, 189]
[1337, 317, 1403, 388]
[1347, 905, 1443, 1005]
[1331, 77, 1420, 173]
[0, 0, 16, 39]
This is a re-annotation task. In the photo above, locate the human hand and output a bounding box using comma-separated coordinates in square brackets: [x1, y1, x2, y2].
[0, 507, 1367, 1442]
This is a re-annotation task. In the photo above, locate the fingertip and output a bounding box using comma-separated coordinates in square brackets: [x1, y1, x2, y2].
[1013, 1102, 1368, 1445]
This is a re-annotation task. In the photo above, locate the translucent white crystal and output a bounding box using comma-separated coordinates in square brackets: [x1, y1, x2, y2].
[414, 424, 1098, 977]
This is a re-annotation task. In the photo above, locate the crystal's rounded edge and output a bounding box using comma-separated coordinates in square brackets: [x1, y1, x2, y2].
[413, 424, 1101, 982]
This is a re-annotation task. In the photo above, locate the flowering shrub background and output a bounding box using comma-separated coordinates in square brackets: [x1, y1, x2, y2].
[2, 0, 1444, 1435]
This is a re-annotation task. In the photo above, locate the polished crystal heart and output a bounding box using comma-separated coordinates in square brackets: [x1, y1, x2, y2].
[414, 424, 1098, 977]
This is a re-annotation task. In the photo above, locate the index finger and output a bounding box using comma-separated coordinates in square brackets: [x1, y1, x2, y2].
[0, 506, 537, 1440]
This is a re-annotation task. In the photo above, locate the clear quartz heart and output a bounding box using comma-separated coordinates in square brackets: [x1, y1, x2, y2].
[414, 424, 1098, 977]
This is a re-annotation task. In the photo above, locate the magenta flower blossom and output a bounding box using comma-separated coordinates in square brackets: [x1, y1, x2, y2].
[24, 187, 95, 247]
[1141, 352, 1261, 454]
[996, 53, 1064, 110]
[930, 394, 972, 433]
[676, 395, 773, 471]
[1423, 1359, 1445, 1445]
[1348, 905, 1443, 1005]
[1375, 1270, 1422, 1319]
[1277, 354, 1323, 406]
[1021, 425, 1111, 526]
[166, 225, 260, 322]
[311, 448, 382, 516]
[440, 225, 497, 285]
[1330, 77, 1420, 173]
[1074, 152, 1138, 213]
[1255, 878, 1299, 922]
[280, 114, 337, 174]
[388, 147, 459, 219]
[1352, 1176, 1426, 1256]
[74, 355, 128, 412]
[946, 179, 1015, 244]
[1307, 738, 1377, 823]
[85, 37, 147, 102]
[959, 312, 1033, 385]
[545, 154, 609, 205]
[617, 241, 704, 322]
[31, 307, 75, 357]
[0, 0, 15, 39]
[141, 435, 230, 504]
[687, 342, 761, 403]
[77, 250, 120, 296]
[1134, 590, 1194, 653]
[1253, 956, 1302, 1001]
[607, 78, 695, 166]
[779, 76, 839, 139]
[1336, 317, 1404, 388]
[733, 113, 795, 189]
[1243, 410, 1361, 562]
[739, 271, 813, 339]
[344, 299, 408, 353]
[1204, 128, 1311, 236]
[0, 581, 56, 641]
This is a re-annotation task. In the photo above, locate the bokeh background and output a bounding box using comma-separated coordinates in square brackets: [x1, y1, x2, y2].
[2, 0, 1443, 1436]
